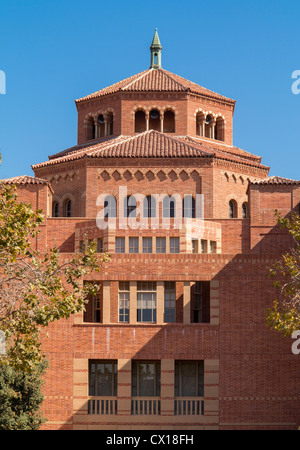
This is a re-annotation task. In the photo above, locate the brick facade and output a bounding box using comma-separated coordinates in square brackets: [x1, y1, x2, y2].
[2, 37, 300, 430]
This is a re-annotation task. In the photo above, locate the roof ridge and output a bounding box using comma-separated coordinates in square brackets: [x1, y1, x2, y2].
[160, 69, 189, 91]
[121, 68, 153, 90]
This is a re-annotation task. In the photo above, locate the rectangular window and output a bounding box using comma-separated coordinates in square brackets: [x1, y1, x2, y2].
[129, 237, 139, 254]
[93, 293, 101, 323]
[89, 360, 117, 396]
[83, 287, 102, 323]
[193, 281, 202, 323]
[142, 237, 152, 254]
[209, 241, 216, 254]
[170, 237, 180, 253]
[192, 239, 198, 254]
[119, 282, 129, 323]
[97, 238, 103, 253]
[164, 281, 176, 323]
[201, 240, 207, 254]
[156, 237, 166, 254]
[137, 281, 157, 323]
[132, 361, 161, 397]
[175, 361, 204, 397]
[115, 237, 125, 253]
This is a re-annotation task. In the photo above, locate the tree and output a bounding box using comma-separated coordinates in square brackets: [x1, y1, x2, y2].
[0, 362, 47, 430]
[0, 182, 109, 372]
[267, 211, 300, 336]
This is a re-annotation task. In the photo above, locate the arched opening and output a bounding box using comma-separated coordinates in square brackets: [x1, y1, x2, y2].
[143, 195, 156, 218]
[163, 195, 176, 218]
[52, 201, 59, 217]
[215, 117, 225, 141]
[242, 202, 248, 219]
[104, 195, 117, 218]
[63, 199, 72, 217]
[229, 199, 237, 219]
[135, 110, 146, 133]
[205, 114, 212, 138]
[183, 195, 196, 218]
[97, 114, 105, 137]
[86, 116, 95, 141]
[163, 110, 175, 133]
[196, 111, 205, 136]
[106, 112, 113, 136]
[149, 109, 160, 131]
[124, 195, 137, 218]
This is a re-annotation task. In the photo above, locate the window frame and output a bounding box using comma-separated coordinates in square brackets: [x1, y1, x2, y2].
[132, 361, 161, 397]
[89, 360, 118, 397]
[175, 361, 204, 398]
[137, 281, 157, 323]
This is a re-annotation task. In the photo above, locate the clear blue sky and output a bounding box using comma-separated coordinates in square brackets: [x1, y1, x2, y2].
[0, 0, 299, 180]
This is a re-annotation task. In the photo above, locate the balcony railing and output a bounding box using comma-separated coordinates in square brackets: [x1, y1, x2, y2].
[88, 397, 118, 415]
[174, 398, 204, 415]
[131, 398, 161, 415]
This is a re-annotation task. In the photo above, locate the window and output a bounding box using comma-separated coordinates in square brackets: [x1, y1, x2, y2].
[63, 199, 72, 217]
[86, 116, 95, 141]
[143, 195, 156, 218]
[175, 361, 204, 397]
[156, 237, 166, 254]
[115, 237, 125, 253]
[104, 195, 117, 218]
[124, 195, 137, 218]
[97, 238, 103, 253]
[132, 361, 161, 397]
[163, 110, 175, 133]
[97, 114, 105, 137]
[242, 202, 248, 219]
[163, 196, 176, 218]
[106, 111, 113, 136]
[170, 237, 179, 253]
[149, 109, 160, 131]
[183, 196, 195, 218]
[229, 199, 237, 218]
[135, 110, 146, 133]
[119, 282, 129, 323]
[209, 241, 216, 254]
[89, 360, 117, 396]
[52, 201, 59, 217]
[193, 282, 202, 323]
[201, 240, 207, 254]
[129, 237, 139, 253]
[142, 237, 152, 254]
[164, 282, 176, 323]
[192, 239, 198, 254]
[215, 117, 224, 141]
[84, 289, 102, 323]
[137, 282, 157, 323]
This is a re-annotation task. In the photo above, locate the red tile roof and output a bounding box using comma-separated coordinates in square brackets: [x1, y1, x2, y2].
[32, 130, 269, 171]
[0, 175, 54, 192]
[251, 176, 300, 185]
[75, 68, 235, 104]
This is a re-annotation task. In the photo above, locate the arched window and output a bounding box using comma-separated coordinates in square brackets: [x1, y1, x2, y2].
[86, 116, 95, 141]
[205, 114, 212, 138]
[143, 195, 156, 218]
[149, 109, 160, 131]
[106, 112, 113, 136]
[215, 117, 224, 141]
[196, 111, 205, 136]
[52, 201, 59, 217]
[135, 110, 146, 133]
[163, 110, 175, 133]
[63, 199, 72, 217]
[124, 195, 136, 218]
[229, 199, 237, 219]
[242, 202, 248, 219]
[104, 195, 117, 218]
[97, 114, 105, 138]
[183, 195, 195, 218]
[163, 196, 176, 218]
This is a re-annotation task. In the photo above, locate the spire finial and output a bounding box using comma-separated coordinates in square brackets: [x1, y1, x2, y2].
[150, 28, 162, 69]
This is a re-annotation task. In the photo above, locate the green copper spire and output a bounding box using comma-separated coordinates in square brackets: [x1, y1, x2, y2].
[150, 28, 162, 69]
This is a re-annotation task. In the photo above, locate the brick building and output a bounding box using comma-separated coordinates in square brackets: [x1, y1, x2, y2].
[2, 29, 300, 430]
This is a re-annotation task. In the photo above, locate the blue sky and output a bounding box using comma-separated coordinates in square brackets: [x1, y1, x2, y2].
[0, 0, 299, 180]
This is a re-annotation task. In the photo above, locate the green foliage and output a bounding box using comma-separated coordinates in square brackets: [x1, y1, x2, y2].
[266, 210, 300, 336]
[0, 183, 110, 372]
[0, 362, 47, 430]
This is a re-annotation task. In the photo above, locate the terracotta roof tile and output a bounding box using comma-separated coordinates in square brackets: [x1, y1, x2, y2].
[0, 175, 54, 192]
[251, 176, 300, 185]
[32, 130, 268, 171]
[75, 68, 235, 104]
